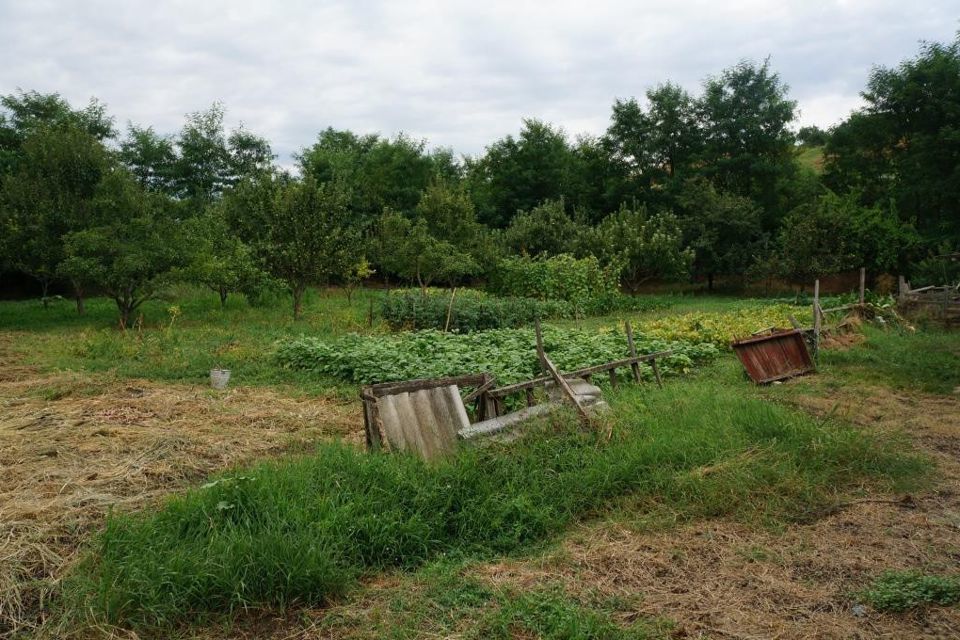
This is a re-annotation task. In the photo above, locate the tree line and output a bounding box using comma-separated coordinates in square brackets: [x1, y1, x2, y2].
[1, 35, 958, 322]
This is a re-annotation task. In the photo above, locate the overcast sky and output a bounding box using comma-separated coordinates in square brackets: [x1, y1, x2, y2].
[1, 1, 957, 163]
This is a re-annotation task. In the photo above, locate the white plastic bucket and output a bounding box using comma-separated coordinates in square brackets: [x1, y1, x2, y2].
[210, 368, 231, 390]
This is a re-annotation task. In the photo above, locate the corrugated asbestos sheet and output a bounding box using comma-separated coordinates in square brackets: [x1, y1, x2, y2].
[732, 329, 814, 384]
[376, 385, 470, 460]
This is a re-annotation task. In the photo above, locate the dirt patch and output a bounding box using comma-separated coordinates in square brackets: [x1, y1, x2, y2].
[469, 384, 960, 639]
[0, 335, 362, 638]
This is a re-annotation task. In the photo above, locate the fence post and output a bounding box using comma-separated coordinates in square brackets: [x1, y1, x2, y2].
[534, 319, 546, 373]
[898, 275, 908, 302]
[624, 320, 642, 383]
[859, 267, 866, 305]
[813, 279, 821, 361]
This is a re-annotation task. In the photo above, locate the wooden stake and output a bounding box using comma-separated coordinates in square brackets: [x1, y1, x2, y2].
[444, 287, 457, 332]
[541, 353, 591, 425]
[651, 358, 663, 389]
[625, 320, 641, 383]
[535, 319, 546, 372]
[813, 279, 821, 360]
[859, 267, 866, 305]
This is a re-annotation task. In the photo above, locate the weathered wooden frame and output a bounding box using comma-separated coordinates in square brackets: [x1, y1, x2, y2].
[359, 320, 674, 451]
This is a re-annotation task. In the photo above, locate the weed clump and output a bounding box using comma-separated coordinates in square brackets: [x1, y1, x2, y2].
[861, 570, 960, 612]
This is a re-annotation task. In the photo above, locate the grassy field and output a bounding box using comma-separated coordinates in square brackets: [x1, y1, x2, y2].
[60, 361, 924, 631]
[1, 287, 959, 638]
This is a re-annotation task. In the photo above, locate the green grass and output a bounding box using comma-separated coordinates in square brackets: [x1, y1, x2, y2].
[0, 288, 763, 395]
[0, 286, 389, 395]
[61, 363, 926, 633]
[316, 562, 500, 639]
[317, 562, 669, 639]
[797, 145, 825, 173]
[819, 326, 960, 394]
[860, 570, 960, 612]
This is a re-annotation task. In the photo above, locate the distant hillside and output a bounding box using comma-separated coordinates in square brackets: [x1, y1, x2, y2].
[797, 145, 825, 173]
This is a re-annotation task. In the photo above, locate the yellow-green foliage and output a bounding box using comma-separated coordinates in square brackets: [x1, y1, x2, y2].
[638, 304, 811, 348]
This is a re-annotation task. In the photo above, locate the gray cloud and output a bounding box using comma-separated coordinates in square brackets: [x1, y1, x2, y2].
[1, 0, 957, 163]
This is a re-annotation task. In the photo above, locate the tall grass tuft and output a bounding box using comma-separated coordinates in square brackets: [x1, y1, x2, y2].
[64, 375, 926, 631]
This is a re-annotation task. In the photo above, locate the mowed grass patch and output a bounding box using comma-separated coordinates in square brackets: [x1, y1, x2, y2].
[317, 561, 670, 639]
[61, 369, 926, 633]
[819, 326, 960, 395]
[0, 287, 388, 394]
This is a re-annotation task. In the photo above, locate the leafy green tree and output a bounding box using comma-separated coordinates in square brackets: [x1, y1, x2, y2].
[119, 124, 177, 193]
[232, 175, 358, 318]
[413, 180, 491, 275]
[465, 119, 578, 227]
[60, 172, 188, 327]
[775, 191, 915, 282]
[566, 135, 628, 223]
[169, 104, 274, 209]
[503, 199, 585, 257]
[825, 36, 960, 245]
[797, 125, 829, 147]
[645, 82, 702, 181]
[0, 123, 111, 310]
[583, 205, 693, 290]
[673, 177, 763, 290]
[0, 90, 114, 175]
[182, 207, 267, 307]
[698, 59, 798, 229]
[376, 210, 478, 293]
[605, 97, 652, 191]
[415, 181, 480, 247]
[299, 129, 443, 228]
[343, 256, 375, 302]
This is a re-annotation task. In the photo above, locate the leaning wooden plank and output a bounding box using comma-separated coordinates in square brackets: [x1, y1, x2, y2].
[541, 353, 591, 425]
[488, 351, 675, 397]
[459, 402, 558, 439]
[461, 377, 496, 404]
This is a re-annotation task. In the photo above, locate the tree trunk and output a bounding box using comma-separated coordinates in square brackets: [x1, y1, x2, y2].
[707, 273, 715, 291]
[40, 279, 50, 308]
[219, 286, 229, 309]
[347, 286, 354, 303]
[117, 298, 132, 330]
[292, 285, 304, 320]
[72, 280, 85, 315]
[417, 268, 426, 298]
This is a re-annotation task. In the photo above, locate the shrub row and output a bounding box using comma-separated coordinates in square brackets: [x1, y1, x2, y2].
[380, 289, 573, 332]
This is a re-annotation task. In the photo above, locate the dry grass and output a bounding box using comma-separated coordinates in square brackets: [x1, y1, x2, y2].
[3, 323, 959, 639]
[0, 334, 361, 638]
[468, 382, 960, 639]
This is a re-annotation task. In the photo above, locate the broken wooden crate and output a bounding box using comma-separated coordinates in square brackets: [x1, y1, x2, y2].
[360, 321, 673, 459]
[731, 328, 814, 384]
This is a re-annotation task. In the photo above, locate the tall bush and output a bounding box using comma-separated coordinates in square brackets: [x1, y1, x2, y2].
[488, 254, 622, 316]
